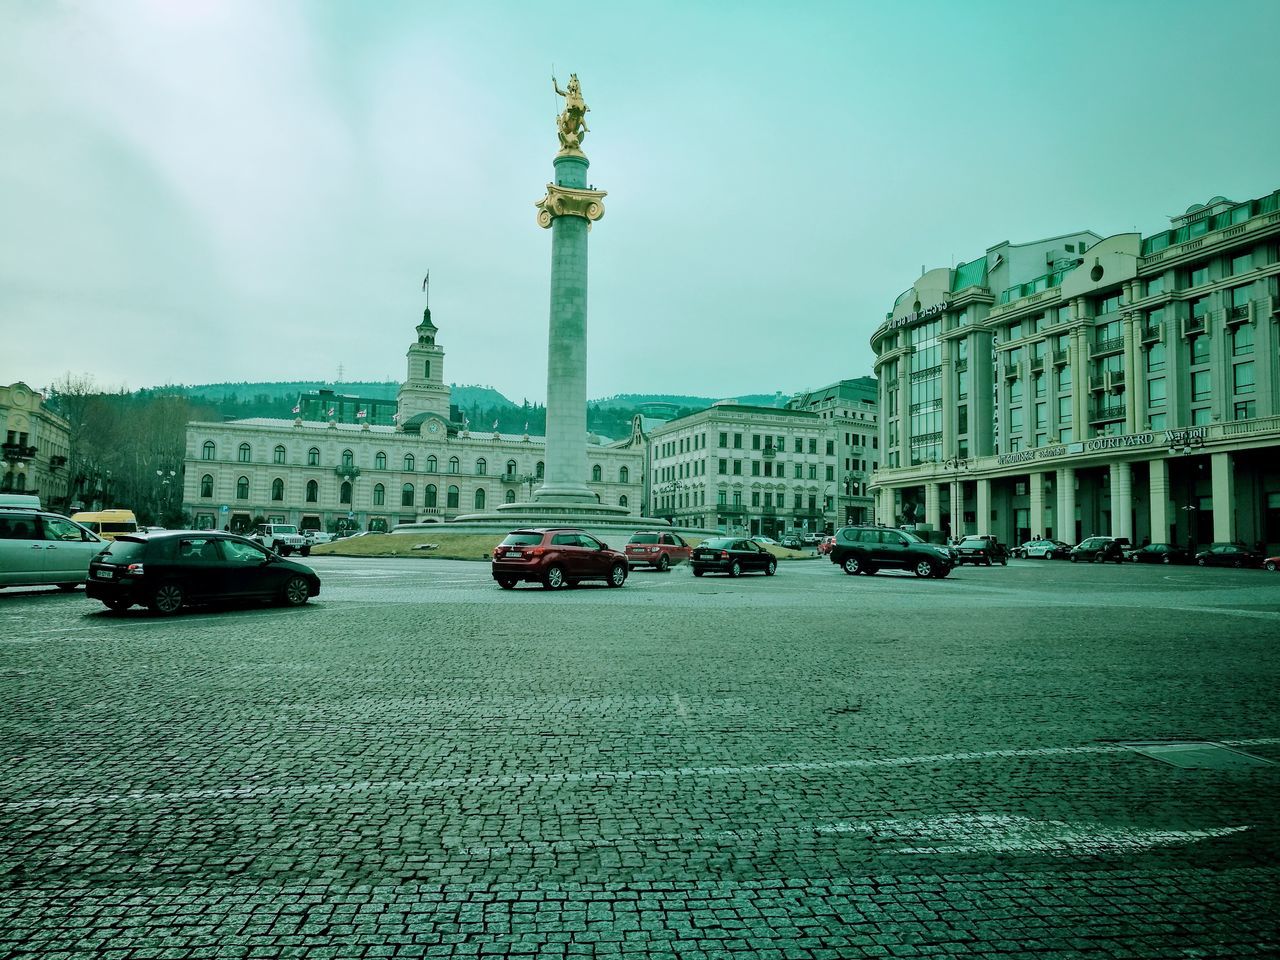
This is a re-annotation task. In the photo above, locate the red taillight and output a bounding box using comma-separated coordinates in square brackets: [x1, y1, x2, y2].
[126, 563, 145, 574]
[720, 550, 729, 559]
[529, 547, 544, 557]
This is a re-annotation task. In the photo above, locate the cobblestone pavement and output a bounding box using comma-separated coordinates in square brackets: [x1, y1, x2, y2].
[1, 556, 1278, 958]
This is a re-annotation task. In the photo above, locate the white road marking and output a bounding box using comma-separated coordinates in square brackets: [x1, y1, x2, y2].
[7, 737, 1277, 812]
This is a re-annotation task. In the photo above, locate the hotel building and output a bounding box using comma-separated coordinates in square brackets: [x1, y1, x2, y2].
[870, 188, 1280, 549]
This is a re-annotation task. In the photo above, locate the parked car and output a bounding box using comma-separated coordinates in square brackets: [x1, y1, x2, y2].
[1194, 543, 1264, 568]
[1070, 536, 1127, 563]
[817, 536, 835, 556]
[752, 536, 779, 546]
[0, 507, 106, 591]
[85, 531, 321, 615]
[304, 530, 335, 545]
[623, 531, 691, 571]
[1128, 542, 1191, 565]
[802, 533, 822, 546]
[691, 537, 777, 577]
[490, 528, 628, 590]
[955, 535, 1008, 567]
[1021, 538, 1072, 560]
[780, 535, 804, 550]
[828, 526, 952, 578]
[1265, 555, 1279, 573]
[248, 522, 311, 557]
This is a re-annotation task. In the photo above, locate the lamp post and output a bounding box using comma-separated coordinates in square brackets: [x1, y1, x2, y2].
[341, 473, 356, 534]
[943, 456, 971, 539]
[154, 468, 177, 525]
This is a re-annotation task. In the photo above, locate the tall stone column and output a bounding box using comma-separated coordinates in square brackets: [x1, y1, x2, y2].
[1057, 466, 1076, 544]
[1110, 462, 1133, 541]
[1149, 458, 1170, 544]
[1029, 471, 1045, 539]
[976, 478, 991, 535]
[924, 482, 941, 530]
[1211, 452, 1235, 542]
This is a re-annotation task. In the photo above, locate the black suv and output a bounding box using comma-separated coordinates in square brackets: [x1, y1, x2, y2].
[955, 535, 1009, 566]
[1069, 536, 1127, 563]
[828, 526, 953, 578]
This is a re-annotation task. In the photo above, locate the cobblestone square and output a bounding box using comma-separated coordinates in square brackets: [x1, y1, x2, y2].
[1, 557, 1277, 957]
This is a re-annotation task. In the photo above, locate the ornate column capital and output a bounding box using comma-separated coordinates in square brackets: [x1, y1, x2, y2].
[535, 183, 607, 228]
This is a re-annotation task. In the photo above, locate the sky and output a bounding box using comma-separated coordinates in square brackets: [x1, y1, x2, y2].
[3, 0, 1279, 404]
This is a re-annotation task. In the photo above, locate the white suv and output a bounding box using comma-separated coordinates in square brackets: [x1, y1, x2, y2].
[249, 523, 310, 556]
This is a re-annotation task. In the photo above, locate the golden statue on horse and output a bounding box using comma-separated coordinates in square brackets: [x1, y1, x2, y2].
[552, 74, 590, 154]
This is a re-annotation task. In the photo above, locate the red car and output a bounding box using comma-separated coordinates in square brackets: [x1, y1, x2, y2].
[623, 531, 691, 571]
[1267, 556, 1279, 573]
[817, 536, 835, 556]
[491, 527, 629, 590]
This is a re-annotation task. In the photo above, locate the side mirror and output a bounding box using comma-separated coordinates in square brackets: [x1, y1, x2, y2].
[599, 542, 609, 550]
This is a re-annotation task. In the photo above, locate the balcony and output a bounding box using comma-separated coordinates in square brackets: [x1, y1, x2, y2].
[334, 465, 362, 478]
[1142, 322, 1162, 341]
[1091, 403, 1126, 422]
[1029, 355, 1045, 372]
[1185, 314, 1206, 334]
[717, 504, 746, 515]
[1002, 362, 1019, 379]
[1225, 304, 1250, 324]
[0, 443, 38, 462]
[1051, 349, 1069, 367]
[955, 358, 968, 373]
[762, 446, 777, 459]
[1106, 369, 1126, 390]
[1091, 337, 1125, 356]
[1089, 375, 1105, 392]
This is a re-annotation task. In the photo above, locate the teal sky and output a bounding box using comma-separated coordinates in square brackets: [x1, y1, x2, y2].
[3, 0, 1278, 404]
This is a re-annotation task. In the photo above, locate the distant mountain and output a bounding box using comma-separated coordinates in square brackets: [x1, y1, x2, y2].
[591, 392, 791, 410]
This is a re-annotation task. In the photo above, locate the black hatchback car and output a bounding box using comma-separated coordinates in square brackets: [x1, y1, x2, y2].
[828, 526, 952, 578]
[85, 531, 321, 615]
[690, 538, 777, 577]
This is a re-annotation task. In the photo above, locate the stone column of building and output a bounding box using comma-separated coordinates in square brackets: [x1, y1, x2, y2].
[1058, 466, 1076, 544]
[1029, 471, 1045, 539]
[532, 105, 606, 505]
[1165, 326, 1185, 426]
[1211, 452, 1235, 543]
[940, 339, 957, 459]
[949, 481, 963, 537]
[970, 331, 995, 457]
[976, 478, 991, 534]
[1210, 299, 1232, 425]
[1123, 309, 1142, 434]
[924, 482, 941, 530]
[897, 355, 911, 460]
[1149, 459, 1171, 545]
[1071, 319, 1090, 433]
[1110, 462, 1133, 541]
[1254, 305, 1276, 417]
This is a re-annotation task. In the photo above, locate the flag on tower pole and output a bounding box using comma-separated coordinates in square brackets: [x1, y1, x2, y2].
[291, 405, 300, 414]
[356, 409, 367, 419]
[327, 407, 335, 417]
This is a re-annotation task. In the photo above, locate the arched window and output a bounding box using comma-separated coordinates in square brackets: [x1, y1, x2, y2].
[447, 485, 459, 509]
[307, 447, 320, 466]
[426, 455, 437, 472]
[506, 459, 517, 476]
[273, 445, 286, 465]
[271, 478, 284, 501]
[306, 479, 318, 502]
[401, 483, 414, 506]
[536, 461, 545, 479]
[425, 484, 437, 508]
[448, 457, 459, 474]
[505, 489, 516, 503]
[340, 481, 352, 504]
[202, 441, 215, 460]
[238, 443, 251, 463]
[619, 466, 629, 484]
[475, 458, 487, 476]
[375, 451, 387, 470]
[592, 464, 602, 482]
[373, 483, 385, 506]
[404, 454, 415, 472]
[474, 488, 486, 509]
[236, 476, 249, 499]
[619, 495, 629, 509]
[341, 449, 354, 469]
[199, 475, 213, 498]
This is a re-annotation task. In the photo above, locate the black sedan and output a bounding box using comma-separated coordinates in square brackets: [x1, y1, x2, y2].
[1193, 543, 1264, 569]
[1127, 543, 1190, 565]
[691, 537, 778, 577]
[85, 531, 321, 614]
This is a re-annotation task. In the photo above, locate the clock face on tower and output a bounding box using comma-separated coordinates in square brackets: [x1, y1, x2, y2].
[428, 420, 439, 434]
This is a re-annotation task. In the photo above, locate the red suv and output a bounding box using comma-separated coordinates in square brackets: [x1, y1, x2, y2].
[624, 531, 691, 571]
[491, 527, 629, 590]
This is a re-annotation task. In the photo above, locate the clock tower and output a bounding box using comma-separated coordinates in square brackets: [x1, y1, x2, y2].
[396, 306, 451, 425]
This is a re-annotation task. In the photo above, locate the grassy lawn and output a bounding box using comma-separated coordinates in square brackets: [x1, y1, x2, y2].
[311, 533, 819, 562]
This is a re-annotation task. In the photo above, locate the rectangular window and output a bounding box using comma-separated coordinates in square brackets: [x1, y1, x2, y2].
[751, 491, 760, 507]
[1189, 262, 1210, 287]
[1058, 365, 1072, 391]
[752, 434, 761, 450]
[1147, 377, 1166, 406]
[1233, 323, 1254, 355]
[718, 458, 727, 475]
[1033, 373, 1045, 398]
[1057, 305, 1072, 325]
[1144, 275, 1165, 297]
[958, 370, 969, 399]
[1035, 403, 1047, 429]
[957, 405, 968, 434]
[1009, 379, 1023, 403]
[1191, 370, 1212, 400]
[1233, 361, 1255, 394]
[1192, 406, 1212, 425]
[825, 440, 835, 456]
[733, 460, 742, 475]
[1009, 322, 1022, 341]
[808, 464, 817, 480]
[1148, 413, 1166, 429]
[1190, 296, 1209, 321]
[794, 464, 803, 479]
[1095, 292, 1124, 315]
[763, 462, 773, 477]
[1230, 251, 1252, 276]
[763, 492, 773, 508]
[751, 461, 761, 476]
[825, 465, 835, 481]
[1010, 407, 1024, 432]
[1230, 285, 1251, 309]
[718, 432, 727, 448]
[808, 439, 817, 455]
[1147, 341, 1166, 371]
[1058, 396, 1071, 423]
[1190, 334, 1210, 364]
[1234, 400, 1256, 420]
[733, 433, 742, 449]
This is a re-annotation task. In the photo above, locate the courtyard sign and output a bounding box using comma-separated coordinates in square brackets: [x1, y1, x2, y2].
[994, 426, 1211, 467]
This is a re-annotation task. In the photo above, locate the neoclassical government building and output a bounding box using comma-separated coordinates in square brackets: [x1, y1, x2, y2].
[870, 187, 1280, 550]
[180, 307, 645, 532]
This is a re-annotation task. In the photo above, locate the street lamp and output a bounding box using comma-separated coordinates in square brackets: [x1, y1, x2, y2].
[155, 468, 177, 524]
[340, 473, 356, 533]
[943, 456, 971, 539]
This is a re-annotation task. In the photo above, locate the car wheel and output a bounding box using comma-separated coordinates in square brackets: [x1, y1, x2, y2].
[692, 568, 704, 577]
[276, 543, 291, 556]
[1232, 558, 1243, 569]
[657, 554, 670, 572]
[300, 546, 311, 557]
[729, 561, 742, 578]
[1070, 555, 1077, 563]
[1091, 554, 1101, 563]
[607, 563, 627, 588]
[1196, 557, 1206, 567]
[56, 583, 78, 592]
[498, 578, 517, 590]
[1161, 555, 1171, 564]
[984, 557, 992, 567]
[841, 556, 861, 576]
[102, 598, 130, 612]
[914, 559, 935, 578]
[765, 559, 777, 576]
[281, 575, 310, 607]
[148, 582, 184, 616]
[933, 566, 951, 579]
[1001, 557, 1008, 566]
[1265, 560, 1276, 572]
[1044, 551, 1053, 560]
[543, 565, 567, 590]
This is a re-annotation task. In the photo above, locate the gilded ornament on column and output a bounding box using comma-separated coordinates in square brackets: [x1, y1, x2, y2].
[534, 183, 607, 229]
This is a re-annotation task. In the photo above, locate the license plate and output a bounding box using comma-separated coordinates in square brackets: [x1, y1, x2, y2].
[504, 550, 522, 558]
[95, 569, 113, 579]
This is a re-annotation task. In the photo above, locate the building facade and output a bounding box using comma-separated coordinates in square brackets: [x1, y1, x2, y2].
[181, 309, 644, 532]
[787, 377, 879, 526]
[870, 188, 1280, 550]
[1, 382, 71, 505]
[646, 403, 839, 537]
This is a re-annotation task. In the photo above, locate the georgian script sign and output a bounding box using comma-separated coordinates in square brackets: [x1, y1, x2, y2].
[877, 300, 950, 336]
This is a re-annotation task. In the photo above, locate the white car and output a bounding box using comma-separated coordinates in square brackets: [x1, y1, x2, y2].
[1022, 538, 1071, 560]
[752, 536, 779, 546]
[0, 507, 106, 591]
[304, 531, 335, 544]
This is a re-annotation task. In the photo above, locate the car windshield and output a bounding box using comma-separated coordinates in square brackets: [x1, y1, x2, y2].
[960, 537, 985, 546]
[500, 532, 543, 546]
[275, 525, 298, 535]
[629, 534, 659, 544]
[700, 538, 734, 549]
[102, 540, 147, 561]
